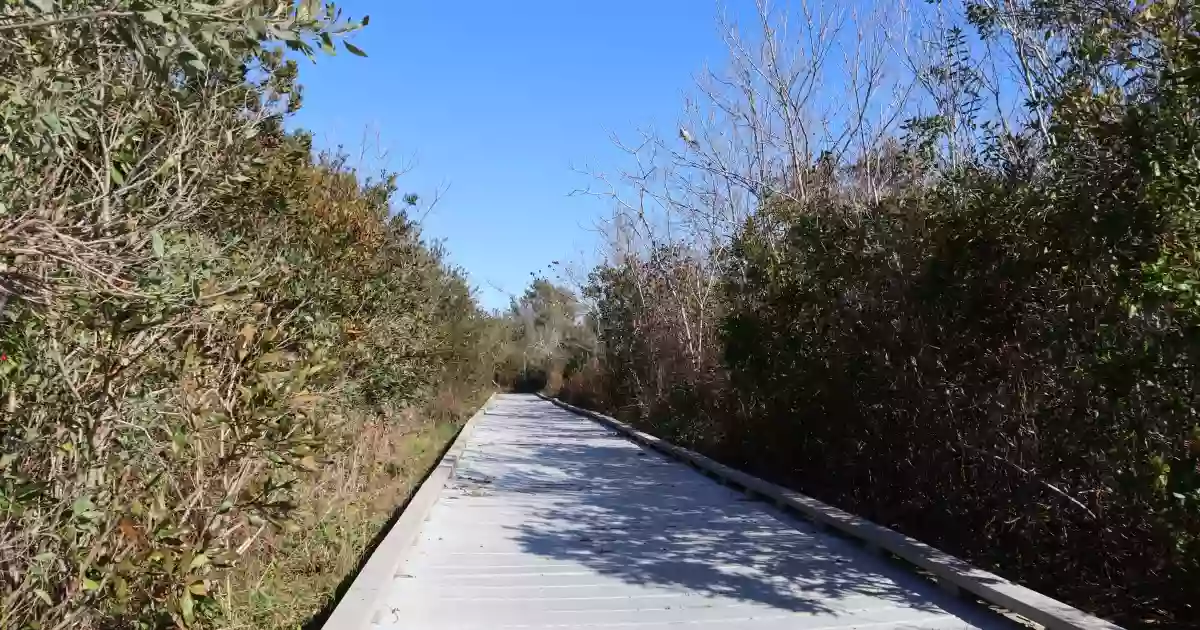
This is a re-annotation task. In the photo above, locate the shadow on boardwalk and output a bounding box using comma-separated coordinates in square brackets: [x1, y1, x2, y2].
[475, 397, 1012, 624]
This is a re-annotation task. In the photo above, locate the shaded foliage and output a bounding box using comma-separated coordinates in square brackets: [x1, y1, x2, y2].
[563, 1, 1200, 626]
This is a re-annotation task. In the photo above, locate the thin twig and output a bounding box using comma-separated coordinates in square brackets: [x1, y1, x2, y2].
[958, 443, 1098, 520]
[0, 10, 135, 33]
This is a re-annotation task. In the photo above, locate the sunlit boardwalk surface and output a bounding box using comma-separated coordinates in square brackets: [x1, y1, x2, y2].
[371, 394, 1017, 630]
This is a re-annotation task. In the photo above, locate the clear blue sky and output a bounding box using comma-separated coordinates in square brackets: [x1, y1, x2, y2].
[288, 1, 728, 311]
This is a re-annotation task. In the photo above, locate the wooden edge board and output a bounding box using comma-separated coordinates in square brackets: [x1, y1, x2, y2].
[321, 392, 498, 630]
[537, 394, 1124, 630]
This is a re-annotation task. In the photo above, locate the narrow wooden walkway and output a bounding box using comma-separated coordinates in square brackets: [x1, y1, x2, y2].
[371, 394, 1017, 629]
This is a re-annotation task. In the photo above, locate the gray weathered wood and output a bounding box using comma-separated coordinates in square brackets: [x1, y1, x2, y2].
[367, 394, 1027, 630]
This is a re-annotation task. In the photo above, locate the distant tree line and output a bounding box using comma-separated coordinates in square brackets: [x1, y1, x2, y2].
[493, 278, 596, 393]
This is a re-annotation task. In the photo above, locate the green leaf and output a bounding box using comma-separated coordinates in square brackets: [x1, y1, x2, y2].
[152, 231, 165, 258]
[215, 36, 233, 58]
[247, 16, 268, 38]
[25, 0, 54, 13]
[320, 32, 336, 54]
[344, 41, 367, 57]
[72, 495, 94, 517]
[40, 113, 63, 134]
[299, 0, 320, 20]
[180, 52, 207, 73]
[271, 23, 300, 41]
[33, 589, 52, 606]
[140, 9, 165, 26]
[109, 165, 125, 186]
[81, 577, 101, 591]
[180, 589, 195, 625]
[188, 553, 209, 571]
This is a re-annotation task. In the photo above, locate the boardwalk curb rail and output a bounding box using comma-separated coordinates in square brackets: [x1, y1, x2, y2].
[538, 394, 1124, 630]
[321, 393, 497, 630]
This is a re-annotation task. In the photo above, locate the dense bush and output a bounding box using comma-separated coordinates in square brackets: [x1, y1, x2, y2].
[562, 0, 1200, 626]
[0, 2, 500, 627]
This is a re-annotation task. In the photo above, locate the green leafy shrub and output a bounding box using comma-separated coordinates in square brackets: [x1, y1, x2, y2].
[0, 2, 499, 627]
[494, 278, 594, 393]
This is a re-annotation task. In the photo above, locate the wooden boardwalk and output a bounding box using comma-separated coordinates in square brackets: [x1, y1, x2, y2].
[363, 394, 1017, 629]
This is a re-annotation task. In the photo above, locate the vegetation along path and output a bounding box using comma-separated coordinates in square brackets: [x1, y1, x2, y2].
[352, 395, 1025, 630]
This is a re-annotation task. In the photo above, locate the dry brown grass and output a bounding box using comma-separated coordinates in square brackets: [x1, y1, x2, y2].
[222, 389, 488, 630]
